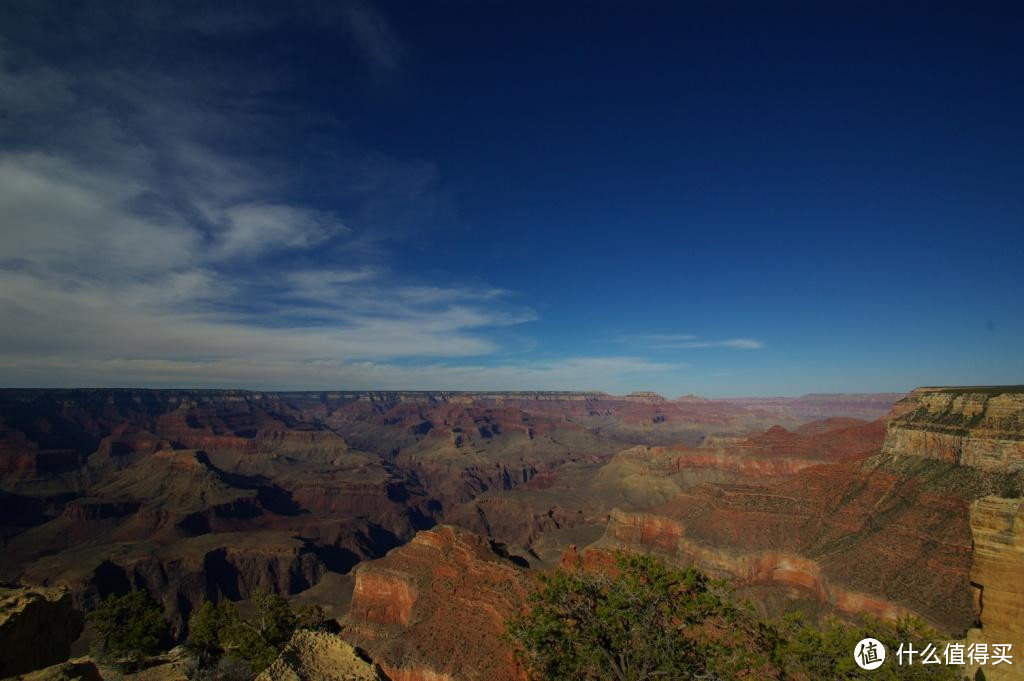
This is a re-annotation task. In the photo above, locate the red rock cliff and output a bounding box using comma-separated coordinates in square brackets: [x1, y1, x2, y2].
[344, 525, 530, 681]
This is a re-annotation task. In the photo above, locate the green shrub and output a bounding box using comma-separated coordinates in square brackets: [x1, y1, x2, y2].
[91, 591, 170, 664]
[510, 553, 960, 681]
[185, 589, 301, 678]
[250, 589, 296, 649]
[508, 553, 775, 680]
[775, 612, 959, 680]
[186, 600, 240, 667]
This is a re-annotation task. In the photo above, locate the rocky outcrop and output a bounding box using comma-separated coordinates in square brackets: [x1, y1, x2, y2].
[966, 496, 1024, 680]
[0, 587, 84, 677]
[8, 659, 103, 681]
[18, 532, 327, 637]
[343, 526, 530, 681]
[882, 387, 1024, 472]
[255, 630, 386, 681]
[446, 496, 589, 550]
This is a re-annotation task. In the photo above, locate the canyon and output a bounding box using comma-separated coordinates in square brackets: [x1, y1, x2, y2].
[1, 387, 1022, 679]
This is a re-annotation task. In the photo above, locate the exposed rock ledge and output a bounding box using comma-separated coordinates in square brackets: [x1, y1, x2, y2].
[0, 586, 84, 678]
[4, 659, 102, 681]
[882, 387, 1024, 472]
[342, 525, 529, 681]
[966, 496, 1024, 680]
[255, 630, 387, 681]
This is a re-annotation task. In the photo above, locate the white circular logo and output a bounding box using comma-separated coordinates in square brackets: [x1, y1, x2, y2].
[854, 638, 886, 670]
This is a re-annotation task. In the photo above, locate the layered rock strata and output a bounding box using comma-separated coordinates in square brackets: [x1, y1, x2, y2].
[588, 457, 976, 633]
[343, 526, 530, 681]
[882, 388, 1024, 472]
[966, 496, 1024, 680]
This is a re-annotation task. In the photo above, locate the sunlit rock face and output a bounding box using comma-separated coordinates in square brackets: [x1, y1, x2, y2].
[966, 496, 1024, 681]
[343, 525, 530, 681]
[256, 629, 387, 681]
[882, 388, 1024, 472]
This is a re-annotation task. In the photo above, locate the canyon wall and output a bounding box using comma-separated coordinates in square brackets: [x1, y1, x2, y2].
[343, 526, 530, 681]
[581, 387, 1024, 634]
[967, 496, 1024, 680]
[588, 460, 976, 633]
[882, 387, 1024, 472]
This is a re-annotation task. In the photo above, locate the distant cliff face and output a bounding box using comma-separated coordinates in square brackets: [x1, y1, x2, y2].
[587, 458, 977, 634]
[882, 387, 1024, 472]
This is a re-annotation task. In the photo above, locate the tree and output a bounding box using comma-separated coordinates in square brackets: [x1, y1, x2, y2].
[91, 591, 170, 665]
[222, 621, 278, 675]
[186, 600, 239, 667]
[250, 589, 296, 649]
[775, 612, 960, 680]
[508, 553, 774, 681]
[295, 602, 338, 633]
[186, 590, 300, 678]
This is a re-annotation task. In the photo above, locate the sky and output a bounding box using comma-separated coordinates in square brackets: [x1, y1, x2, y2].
[0, 1, 1021, 397]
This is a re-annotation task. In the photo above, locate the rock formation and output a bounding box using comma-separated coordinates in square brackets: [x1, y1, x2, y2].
[6, 659, 103, 681]
[577, 386, 1024, 638]
[255, 630, 387, 681]
[588, 455, 977, 633]
[19, 531, 328, 636]
[0, 586, 84, 677]
[343, 526, 530, 681]
[0, 387, 904, 664]
[966, 496, 1024, 680]
[882, 387, 1024, 472]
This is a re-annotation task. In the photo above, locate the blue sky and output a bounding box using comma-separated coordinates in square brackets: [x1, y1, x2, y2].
[0, 1, 1021, 396]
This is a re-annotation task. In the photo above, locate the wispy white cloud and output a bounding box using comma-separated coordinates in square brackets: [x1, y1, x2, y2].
[680, 338, 764, 350]
[0, 4, 689, 393]
[0, 11, 531, 380]
[624, 334, 764, 350]
[341, 3, 406, 71]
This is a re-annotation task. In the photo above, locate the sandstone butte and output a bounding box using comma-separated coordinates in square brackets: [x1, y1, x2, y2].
[341, 525, 531, 681]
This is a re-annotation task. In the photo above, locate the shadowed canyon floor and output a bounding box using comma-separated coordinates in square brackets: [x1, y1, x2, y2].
[2, 387, 1023, 679]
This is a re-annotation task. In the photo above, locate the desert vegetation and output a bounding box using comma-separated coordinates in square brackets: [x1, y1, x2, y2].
[89, 588, 331, 680]
[509, 553, 960, 680]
